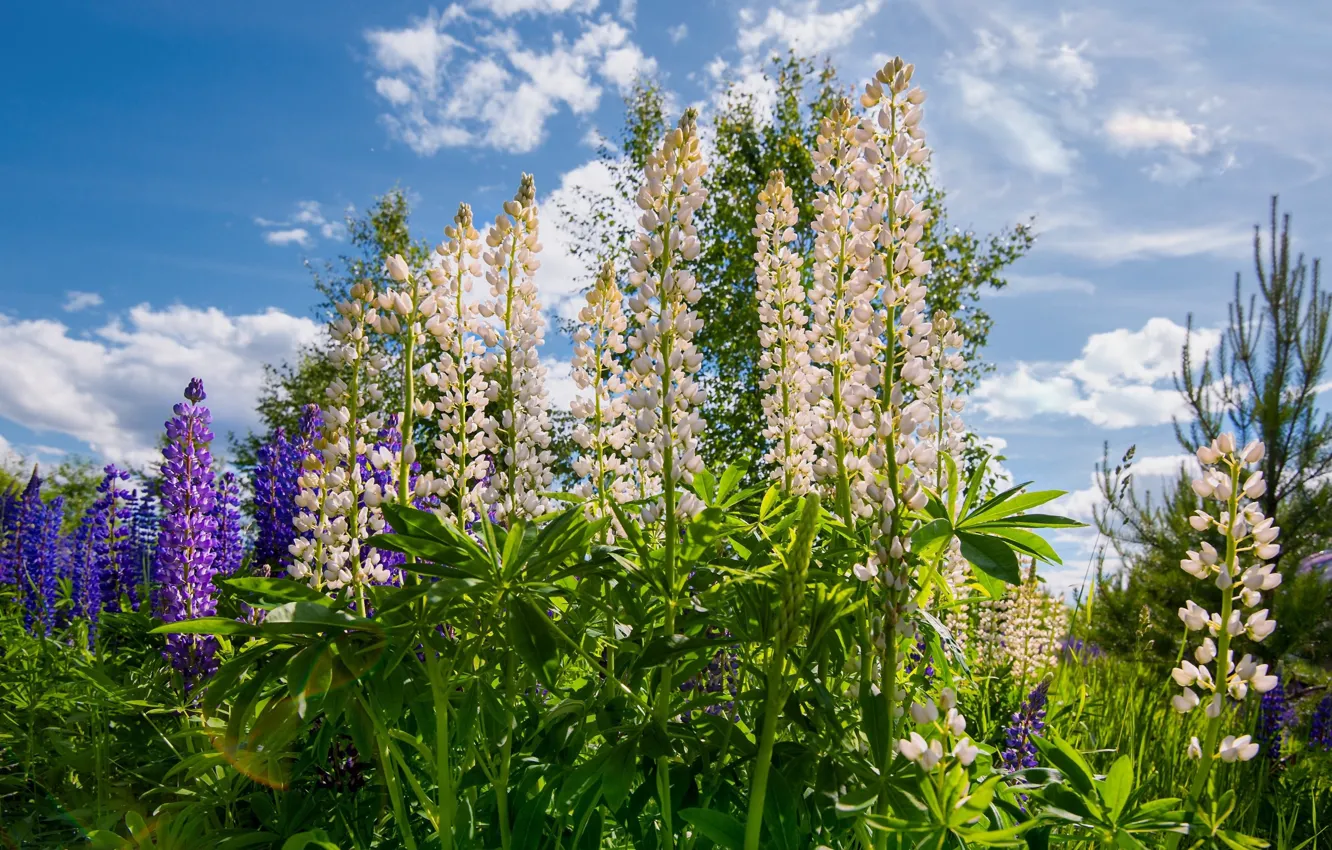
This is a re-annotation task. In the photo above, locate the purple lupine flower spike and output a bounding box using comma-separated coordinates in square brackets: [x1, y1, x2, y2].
[0, 485, 21, 586]
[70, 513, 100, 647]
[1000, 680, 1050, 773]
[1310, 694, 1332, 751]
[34, 495, 64, 635]
[157, 377, 221, 689]
[252, 427, 289, 575]
[91, 464, 136, 612]
[212, 470, 244, 577]
[1257, 674, 1295, 760]
[13, 467, 45, 632]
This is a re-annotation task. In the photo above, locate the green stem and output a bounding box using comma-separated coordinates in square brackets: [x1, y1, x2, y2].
[496, 648, 516, 850]
[428, 653, 455, 850]
[744, 651, 786, 850]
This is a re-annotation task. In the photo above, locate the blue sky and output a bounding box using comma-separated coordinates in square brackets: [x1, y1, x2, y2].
[2, 0, 1329, 588]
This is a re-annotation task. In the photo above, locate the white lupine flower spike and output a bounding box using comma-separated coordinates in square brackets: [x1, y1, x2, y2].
[1173, 435, 1281, 790]
[479, 174, 555, 524]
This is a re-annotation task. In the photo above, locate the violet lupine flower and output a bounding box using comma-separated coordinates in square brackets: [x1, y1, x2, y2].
[1257, 675, 1295, 759]
[157, 378, 221, 688]
[0, 486, 20, 586]
[90, 465, 137, 612]
[679, 627, 740, 722]
[212, 471, 244, 577]
[999, 680, 1050, 773]
[252, 429, 292, 574]
[906, 637, 936, 681]
[11, 468, 46, 632]
[1310, 695, 1332, 750]
[32, 495, 64, 635]
[252, 406, 320, 576]
[69, 513, 100, 646]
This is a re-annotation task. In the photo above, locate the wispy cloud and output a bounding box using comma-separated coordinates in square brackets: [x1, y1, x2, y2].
[255, 200, 345, 248]
[62, 290, 104, 312]
[992, 273, 1095, 297]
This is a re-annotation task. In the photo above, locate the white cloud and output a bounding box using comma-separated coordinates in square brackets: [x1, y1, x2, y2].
[975, 318, 1222, 429]
[63, 291, 104, 312]
[1104, 109, 1210, 154]
[474, 0, 598, 16]
[256, 201, 344, 246]
[539, 156, 634, 317]
[736, 0, 884, 56]
[992, 273, 1095, 297]
[366, 8, 655, 155]
[0, 305, 322, 467]
[668, 23, 687, 43]
[262, 228, 312, 247]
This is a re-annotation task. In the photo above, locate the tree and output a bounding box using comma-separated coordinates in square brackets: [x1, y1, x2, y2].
[558, 53, 1034, 477]
[1093, 196, 1332, 663]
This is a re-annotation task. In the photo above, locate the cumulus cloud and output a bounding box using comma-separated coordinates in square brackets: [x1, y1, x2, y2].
[0, 305, 322, 467]
[366, 8, 656, 155]
[63, 291, 104, 312]
[539, 156, 635, 318]
[668, 23, 688, 43]
[975, 317, 1222, 428]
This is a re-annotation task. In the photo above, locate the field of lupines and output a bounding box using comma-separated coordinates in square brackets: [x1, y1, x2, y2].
[2, 58, 1331, 849]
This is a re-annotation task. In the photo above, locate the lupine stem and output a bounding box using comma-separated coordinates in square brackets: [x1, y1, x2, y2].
[496, 647, 516, 850]
[655, 188, 680, 850]
[744, 651, 786, 850]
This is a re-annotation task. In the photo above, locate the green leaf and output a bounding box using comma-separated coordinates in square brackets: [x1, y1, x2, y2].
[1104, 755, 1134, 822]
[511, 786, 554, 850]
[957, 531, 1022, 584]
[150, 617, 262, 636]
[600, 738, 638, 810]
[718, 460, 751, 503]
[219, 577, 334, 604]
[978, 513, 1084, 529]
[971, 525, 1063, 565]
[693, 467, 718, 504]
[507, 596, 564, 690]
[280, 829, 342, 850]
[262, 601, 379, 635]
[679, 808, 746, 850]
[1033, 735, 1098, 798]
[911, 517, 954, 563]
[963, 489, 1066, 526]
